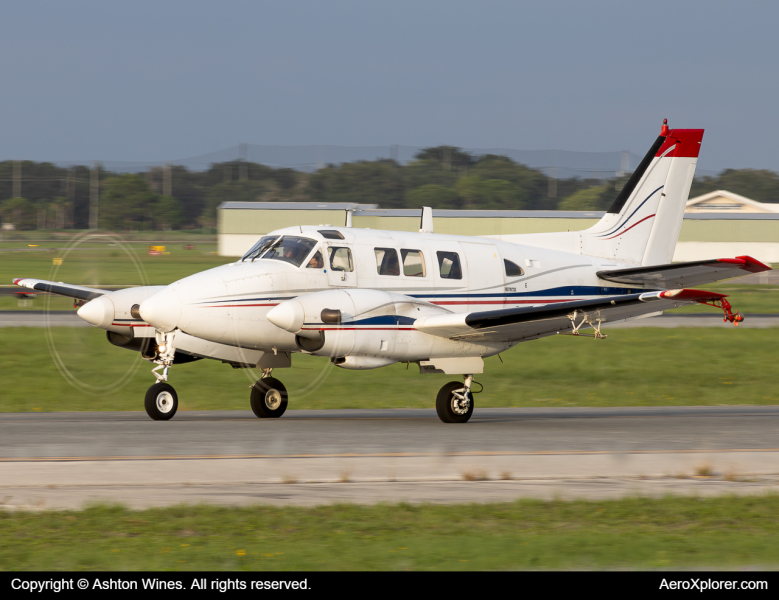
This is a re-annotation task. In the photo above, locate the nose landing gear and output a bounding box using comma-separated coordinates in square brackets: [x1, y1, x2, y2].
[144, 330, 180, 421]
[250, 370, 288, 418]
[145, 382, 179, 420]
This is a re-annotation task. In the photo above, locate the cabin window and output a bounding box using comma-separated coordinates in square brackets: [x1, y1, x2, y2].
[401, 249, 426, 277]
[306, 251, 324, 269]
[258, 236, 317, 268]
[329, 247, 354, 272]
[504, 259, 524, 277]
[437, 251, 462, 280]
[374, 248, 400, 276]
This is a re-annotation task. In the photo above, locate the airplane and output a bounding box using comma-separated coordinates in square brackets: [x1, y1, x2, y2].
[14, 120, 772, 423]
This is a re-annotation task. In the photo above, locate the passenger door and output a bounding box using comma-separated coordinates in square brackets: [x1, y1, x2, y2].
[459, 241, 505, 311]
[326, 244, 357, 288]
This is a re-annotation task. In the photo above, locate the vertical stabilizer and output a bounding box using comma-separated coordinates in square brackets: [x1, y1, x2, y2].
[578, 122, 703, 265]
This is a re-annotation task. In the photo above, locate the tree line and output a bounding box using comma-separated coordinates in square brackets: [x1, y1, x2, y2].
[1, 148, 778, 231]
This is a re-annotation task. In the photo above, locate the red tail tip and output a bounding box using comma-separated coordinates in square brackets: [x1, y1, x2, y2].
[660, 118, 669, 136]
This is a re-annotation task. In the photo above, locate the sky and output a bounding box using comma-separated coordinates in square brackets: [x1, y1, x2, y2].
[2, 0, 777, 173]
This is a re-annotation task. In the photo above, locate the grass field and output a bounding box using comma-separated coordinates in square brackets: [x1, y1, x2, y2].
[2, 326, 776, 412]
[2, 496, 779, 570]
[1, 243, 225, 288]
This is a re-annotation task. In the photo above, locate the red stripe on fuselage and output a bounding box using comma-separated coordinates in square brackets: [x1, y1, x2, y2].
[204, 303, 280, 308]
[301, 327, 417, 331]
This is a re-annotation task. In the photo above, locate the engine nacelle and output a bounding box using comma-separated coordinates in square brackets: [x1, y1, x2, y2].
[267, 288, 452, 360]
[78, 286, 164, 334]
[107, 330, 149, 352]
[331, 356, 397, 370]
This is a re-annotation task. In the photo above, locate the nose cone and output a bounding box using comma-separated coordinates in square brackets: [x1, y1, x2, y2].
[139, 287, 181, 332]
[267, 299, 305, 333]
[77, 295, 115, 328]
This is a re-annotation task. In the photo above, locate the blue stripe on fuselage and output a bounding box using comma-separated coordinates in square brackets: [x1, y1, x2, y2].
[197, 286, 640, 306]
[409, 285, 635, 299]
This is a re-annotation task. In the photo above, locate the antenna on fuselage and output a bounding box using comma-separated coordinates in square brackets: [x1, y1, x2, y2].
[345, 209, 353, 228]
[419, 206, 433, 233]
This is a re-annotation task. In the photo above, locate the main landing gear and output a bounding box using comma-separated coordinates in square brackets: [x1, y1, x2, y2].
[436, 375, 475, 423]
[250, 370, 288, 418]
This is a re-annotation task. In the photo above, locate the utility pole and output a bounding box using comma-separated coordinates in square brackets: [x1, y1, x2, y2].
[90, 162, 99, 230]
[66, 167, 75, 229]
[13, 160, 21, 198]
[547, 167, 557, 199]
[163, 163, 172, 196]
[619, 150, 630, 177]
[239, 143, 248, 181]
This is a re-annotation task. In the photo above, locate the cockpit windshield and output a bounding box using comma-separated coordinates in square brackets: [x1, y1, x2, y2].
[241, 236, 279, 262]
[244, 235, 318, 268]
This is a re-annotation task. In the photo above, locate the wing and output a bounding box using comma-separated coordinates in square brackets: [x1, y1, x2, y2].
[13, 278, 111, 302]
[414, 289, 731, 343]
[596, 255, 770, 288]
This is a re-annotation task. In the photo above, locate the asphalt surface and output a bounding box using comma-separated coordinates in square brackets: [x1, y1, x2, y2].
[3, 406, 779, 457]
[2, 407, 779, 509]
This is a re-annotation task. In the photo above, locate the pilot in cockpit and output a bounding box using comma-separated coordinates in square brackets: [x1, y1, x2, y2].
[307, 251, 324, 269]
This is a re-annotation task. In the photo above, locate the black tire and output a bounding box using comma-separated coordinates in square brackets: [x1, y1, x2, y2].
[144, 382, 178, 421]
[435, 381, 474, 423]
[251, 377, 288, 418]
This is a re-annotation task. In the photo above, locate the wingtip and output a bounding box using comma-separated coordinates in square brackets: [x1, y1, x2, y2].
[735, 255, 772, 273]
[12, 278, 22, 286]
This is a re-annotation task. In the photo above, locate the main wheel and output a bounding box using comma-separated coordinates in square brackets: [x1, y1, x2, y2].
[251, 377, 288, 418]
[145, 382, 178, 421]
[436, 381, 474, 423]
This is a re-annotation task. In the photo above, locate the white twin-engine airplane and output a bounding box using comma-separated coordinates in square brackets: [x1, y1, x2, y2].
[14, 121, 772, 423]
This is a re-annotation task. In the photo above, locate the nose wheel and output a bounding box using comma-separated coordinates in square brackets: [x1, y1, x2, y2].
[145, 382, 179, 420]
[251, 377, 288, 418]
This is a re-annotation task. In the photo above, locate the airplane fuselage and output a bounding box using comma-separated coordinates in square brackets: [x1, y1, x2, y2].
[136, 225, 641, 362]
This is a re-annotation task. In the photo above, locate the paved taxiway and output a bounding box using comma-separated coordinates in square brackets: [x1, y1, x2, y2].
[2, 407, 778, 509]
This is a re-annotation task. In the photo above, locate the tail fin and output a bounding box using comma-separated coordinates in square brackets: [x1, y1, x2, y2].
[580, 121, 703, 265]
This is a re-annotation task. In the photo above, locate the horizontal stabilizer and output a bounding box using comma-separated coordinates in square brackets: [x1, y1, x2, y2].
[12, 278, 111, 302]
[596, 255, 771, 288]
[414, 288, 729, 343]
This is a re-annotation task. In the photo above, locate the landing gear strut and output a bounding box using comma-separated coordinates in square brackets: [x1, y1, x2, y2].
[436, 375, 475, 423]
[144, 330, 179, 421]
[251, 370, 288, 418]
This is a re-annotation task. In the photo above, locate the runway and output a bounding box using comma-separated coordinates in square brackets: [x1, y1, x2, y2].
[2, 407, 779, 510]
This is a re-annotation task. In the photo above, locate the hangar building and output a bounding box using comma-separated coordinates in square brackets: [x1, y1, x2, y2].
[218, 199, 779, 265]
